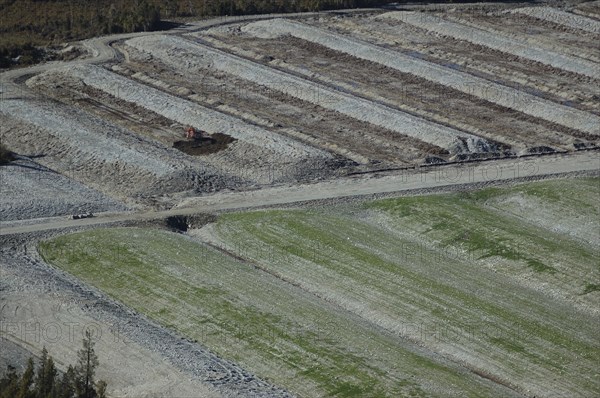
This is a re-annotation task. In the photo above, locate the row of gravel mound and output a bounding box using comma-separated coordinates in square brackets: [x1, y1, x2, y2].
[126, 35, 490, 155]
[1, 99, 173, 177]
[242, 18, 600, 136]
[1, 96, 232, 201]
[67, 64, 332, 163]
[509, 6, 600, 34]
[381, 11, 600, 79]
[0, 158, 127, 222]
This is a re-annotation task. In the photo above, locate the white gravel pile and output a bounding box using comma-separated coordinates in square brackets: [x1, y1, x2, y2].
[379, 12, 600, 79]
[67, 64, 331, 162]
[242, 19, 600, 136]
[510, 6, 600, 34]
[1, 99, 173, 177]
[1, 92, 234, 199]
[0, 159, 127, 221]
[1, 99, 174, 176]
[127, 35, 489, 155]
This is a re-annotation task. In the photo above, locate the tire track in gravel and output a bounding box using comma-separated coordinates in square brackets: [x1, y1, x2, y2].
[2, 150, 598, 237]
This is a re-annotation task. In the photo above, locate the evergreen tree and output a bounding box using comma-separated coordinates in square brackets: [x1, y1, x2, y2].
[44, 357, 57, 397]
[57, 366, 76, 398]
[1, 340, 106, 398]
[95, 380, 107, 398]
[0, 365, 20, 398]
[75, 330, 99, 398]
[17, 358, 34, 398]
[35, 353, 57, 398]
[34, 347, 56, 398]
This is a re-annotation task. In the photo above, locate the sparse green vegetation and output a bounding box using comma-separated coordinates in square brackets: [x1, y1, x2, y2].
[583, 283, 600, 295]
[212, 179, 599, 395]
[369, 178, 599, 280]
[40, 228, 518, 397]
[39, 178, 600, 396]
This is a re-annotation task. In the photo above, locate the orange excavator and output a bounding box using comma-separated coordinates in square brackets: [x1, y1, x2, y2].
[185, 126, 205, 140]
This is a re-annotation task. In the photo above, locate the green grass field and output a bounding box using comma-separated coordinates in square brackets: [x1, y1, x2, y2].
[40, 178, 599, 397]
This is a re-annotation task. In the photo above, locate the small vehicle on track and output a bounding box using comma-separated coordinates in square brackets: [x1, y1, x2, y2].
[69, 212, 94, 220]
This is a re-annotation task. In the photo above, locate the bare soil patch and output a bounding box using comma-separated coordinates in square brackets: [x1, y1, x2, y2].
[173, 133, 237, 156]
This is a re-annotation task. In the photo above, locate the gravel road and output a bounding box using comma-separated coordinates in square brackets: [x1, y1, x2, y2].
[2, 151, 598, 237]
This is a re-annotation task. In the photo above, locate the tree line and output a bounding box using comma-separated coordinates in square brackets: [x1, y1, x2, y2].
[0, 331, 107, 398]
[1, 0, 400, 67]
[1, 0, 392, 46]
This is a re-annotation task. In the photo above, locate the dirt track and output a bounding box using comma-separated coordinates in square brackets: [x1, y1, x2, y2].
[2, 151, 598, 236]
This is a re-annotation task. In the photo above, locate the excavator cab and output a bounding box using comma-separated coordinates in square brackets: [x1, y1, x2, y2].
[185, 126, 203, 140]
